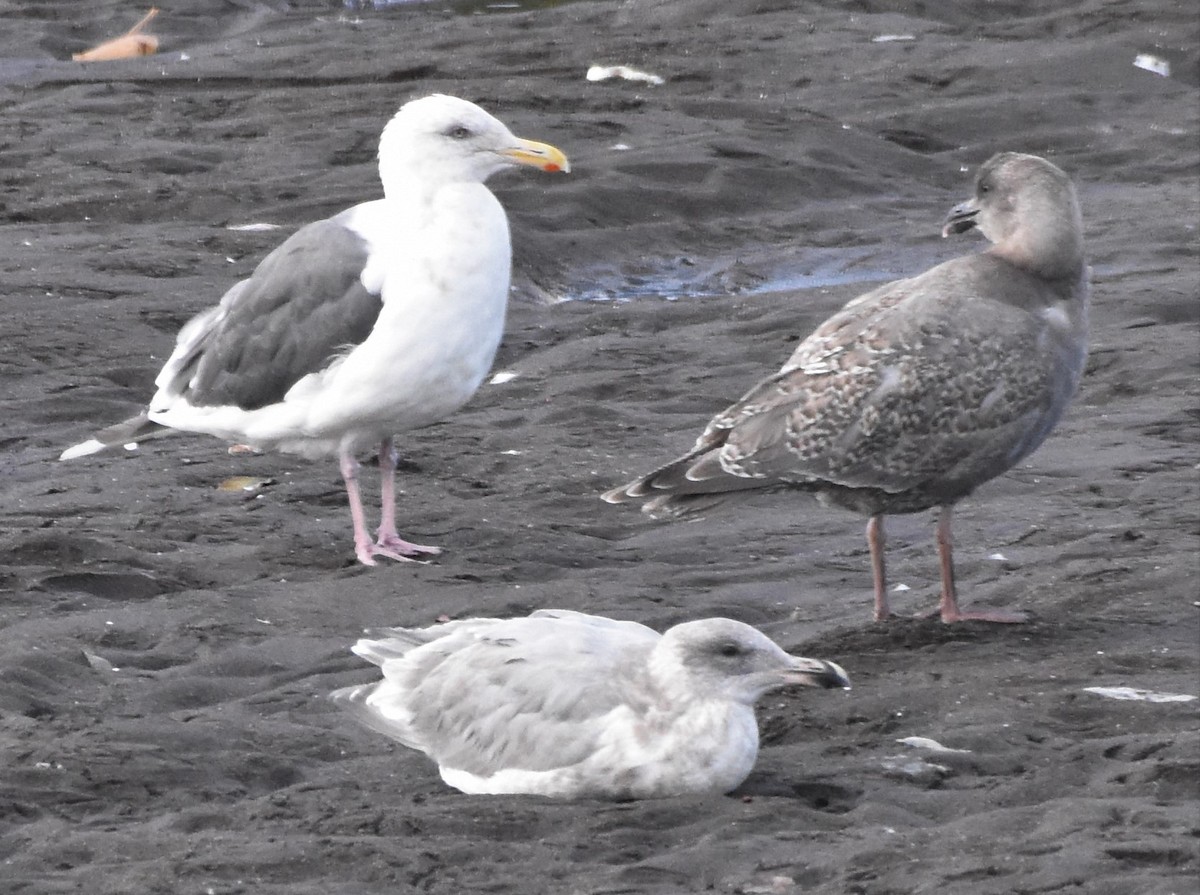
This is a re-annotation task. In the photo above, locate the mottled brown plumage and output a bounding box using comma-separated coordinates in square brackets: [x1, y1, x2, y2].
[605, 153, 1089, 623]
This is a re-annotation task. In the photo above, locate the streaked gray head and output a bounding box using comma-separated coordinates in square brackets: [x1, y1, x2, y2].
[657, 618, 850, 705]
[943, 152, 1084, 279]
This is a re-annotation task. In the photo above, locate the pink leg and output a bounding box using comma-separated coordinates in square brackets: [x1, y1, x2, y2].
[374, 437, 441, 559]
[339, 448, 387, 566]
[867, 515, 891, 622]
[936, 505, 1026, 623]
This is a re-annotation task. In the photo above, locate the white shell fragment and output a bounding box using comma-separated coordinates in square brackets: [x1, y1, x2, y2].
[586, 65, 665, 86]
[896, 736, 971, 753]
[1133, 53, 1170, 77]
[225, 222, 283, 232]
[1083, 686, 1196, 703]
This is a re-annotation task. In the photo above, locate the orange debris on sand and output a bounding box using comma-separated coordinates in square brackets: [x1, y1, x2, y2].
[73, 8, 160, 62]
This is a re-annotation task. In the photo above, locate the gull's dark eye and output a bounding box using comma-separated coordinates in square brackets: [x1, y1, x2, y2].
[446, 125, 472, 140]
[978, 180, 991, 195]
[717, 642, 742, 658]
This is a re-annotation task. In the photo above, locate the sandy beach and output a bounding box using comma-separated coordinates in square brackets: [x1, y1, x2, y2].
[1, 1, 1197, 892]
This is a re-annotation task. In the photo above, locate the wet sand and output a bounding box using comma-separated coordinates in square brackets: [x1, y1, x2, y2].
[2, 1, 1198, 892]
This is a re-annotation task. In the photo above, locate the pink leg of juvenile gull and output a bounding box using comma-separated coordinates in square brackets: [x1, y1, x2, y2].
[869, 508, 1026, 623]
[867, 515, 891, 622]
[375, 437, 442, 559]
[935, 505, 1027, 624]
[338, 442, 440, 566]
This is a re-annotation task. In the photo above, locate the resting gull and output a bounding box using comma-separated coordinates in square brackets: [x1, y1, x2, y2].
[59, 94, 569, 565]
[330, 609, 850, 799]
[604, 153, 1089, 624]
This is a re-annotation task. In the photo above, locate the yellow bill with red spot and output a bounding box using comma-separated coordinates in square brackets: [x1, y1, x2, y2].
[499, 138, 570, 174]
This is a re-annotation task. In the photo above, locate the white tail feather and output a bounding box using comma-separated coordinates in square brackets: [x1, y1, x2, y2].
[58, 439, 107, 461]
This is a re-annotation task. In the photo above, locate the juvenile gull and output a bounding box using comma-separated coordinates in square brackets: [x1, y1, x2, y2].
[330, 609, 850, 799]
[59, 94, 569, 565]
[604, 153, 1089, 624]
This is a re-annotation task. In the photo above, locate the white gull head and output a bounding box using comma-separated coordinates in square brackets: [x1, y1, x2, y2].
[377, 93, 569, 195]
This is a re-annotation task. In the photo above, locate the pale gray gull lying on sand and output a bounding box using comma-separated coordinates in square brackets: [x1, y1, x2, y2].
[331, 609, 849, 799]
[59, 94, 569, 565]
[605, 153, 1089, 624]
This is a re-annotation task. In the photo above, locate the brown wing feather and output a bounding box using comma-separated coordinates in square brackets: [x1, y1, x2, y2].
[607, 254, 1080, 514]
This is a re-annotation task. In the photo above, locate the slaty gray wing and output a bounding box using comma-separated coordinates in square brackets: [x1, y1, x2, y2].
[166, 219, 383, 411]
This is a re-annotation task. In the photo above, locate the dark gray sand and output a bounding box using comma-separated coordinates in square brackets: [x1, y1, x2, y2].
[2, 1, 1197, 893]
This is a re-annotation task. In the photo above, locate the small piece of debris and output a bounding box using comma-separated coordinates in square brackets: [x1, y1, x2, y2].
[1083, 686, 1196, 703]
[226, 223, 282, 232]
[741, 875, 797, 894]
[1133, 52, 1170, 77]
[872, 34, 915, 43]
[82, 650, 118, 673]
[896, 735, 971, 753]
[586, 64, 665, 86]
[489, 371, 519, 385]
[881, 754, 950, 779]
[73, 8, 159, 62]
[216, 476, 275, 494]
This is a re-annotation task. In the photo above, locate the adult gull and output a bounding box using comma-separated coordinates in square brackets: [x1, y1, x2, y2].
[604, 153, 1089, 624]
[331, 609, 850, 799]
[60, 94, 569, 565]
